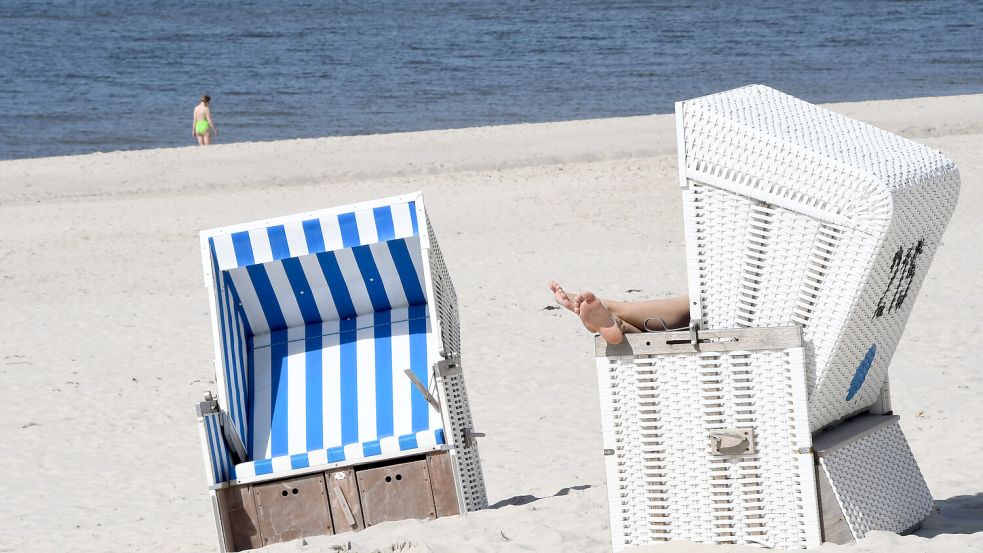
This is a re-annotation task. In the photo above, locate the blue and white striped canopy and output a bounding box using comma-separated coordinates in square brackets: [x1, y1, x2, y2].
[201, 193, 447, 481]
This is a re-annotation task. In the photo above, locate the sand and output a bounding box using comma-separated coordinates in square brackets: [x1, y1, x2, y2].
[1, 93, 981, 553]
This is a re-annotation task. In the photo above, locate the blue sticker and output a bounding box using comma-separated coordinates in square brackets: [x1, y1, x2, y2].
[846, 345, 877, 401]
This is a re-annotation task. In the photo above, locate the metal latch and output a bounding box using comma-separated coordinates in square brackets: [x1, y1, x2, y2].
[463, 427, 485, 447]
[435, 358, 463, 378]
[709, 428, 755, 456]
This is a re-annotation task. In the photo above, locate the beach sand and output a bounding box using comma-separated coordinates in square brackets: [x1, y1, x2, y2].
[1, 93, 981, 552]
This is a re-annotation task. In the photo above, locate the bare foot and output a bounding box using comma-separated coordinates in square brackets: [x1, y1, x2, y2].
[549, 280, 579, 313]
[576, 291, 624, 345]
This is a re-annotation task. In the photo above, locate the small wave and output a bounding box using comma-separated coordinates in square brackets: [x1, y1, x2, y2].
[240, 31, 283, 39]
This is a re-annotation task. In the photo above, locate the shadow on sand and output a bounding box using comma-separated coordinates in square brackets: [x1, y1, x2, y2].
[489, 484, 593, 509]
[490, 487, 983, 535]
[915, 493, 983, 537]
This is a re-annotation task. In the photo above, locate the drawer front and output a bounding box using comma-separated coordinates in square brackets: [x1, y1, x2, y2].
[253, 474, 333, 545]
[356, 459, 436, 526]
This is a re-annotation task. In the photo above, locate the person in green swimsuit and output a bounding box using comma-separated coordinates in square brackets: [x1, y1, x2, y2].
[193, 95, 217, 145]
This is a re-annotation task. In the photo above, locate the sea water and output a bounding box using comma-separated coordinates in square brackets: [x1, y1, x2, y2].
[1, 0, 980, 160]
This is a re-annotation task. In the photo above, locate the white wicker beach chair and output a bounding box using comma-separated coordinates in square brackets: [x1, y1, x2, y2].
[195, 192, 487, 551]
[597, 85, 958, 549]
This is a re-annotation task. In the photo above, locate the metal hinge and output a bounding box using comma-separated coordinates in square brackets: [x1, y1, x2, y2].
[195, 390, 219, 417]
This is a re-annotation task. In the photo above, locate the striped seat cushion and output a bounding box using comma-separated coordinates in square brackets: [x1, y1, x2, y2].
[236, 305, 444, 480]
[235, 428, 445, 480]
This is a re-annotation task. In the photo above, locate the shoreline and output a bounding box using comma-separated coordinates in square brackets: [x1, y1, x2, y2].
[2, 92, 983, 205]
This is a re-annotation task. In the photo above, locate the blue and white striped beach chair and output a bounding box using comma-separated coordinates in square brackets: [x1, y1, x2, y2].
[195, 192, 487, 551]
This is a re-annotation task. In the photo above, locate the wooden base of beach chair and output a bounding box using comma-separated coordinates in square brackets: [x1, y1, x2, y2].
[214, 451, 461, 551]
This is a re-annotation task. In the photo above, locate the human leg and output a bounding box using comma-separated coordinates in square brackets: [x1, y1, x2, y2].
[601, 296, 690, 332]
[550, 280, 689, 329]
[549, 281, 690, 343]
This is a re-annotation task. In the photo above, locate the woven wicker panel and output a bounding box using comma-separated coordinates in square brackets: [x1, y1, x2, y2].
[818, 421, 934, 539]
[685, 86, 952, 196]
[686, 184, 824, 332]
[423, 213, 487, 512]
[807, 178, 959, 428]
[683, 184, 750, 329]
[597, 335, 820, 550]
[678, 86, 960, 431]
[426, 214, 462, 358]
[435, 369, 488, 512]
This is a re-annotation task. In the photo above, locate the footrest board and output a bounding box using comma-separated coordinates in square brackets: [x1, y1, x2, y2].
[814, 414, 934, 542]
